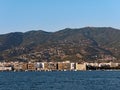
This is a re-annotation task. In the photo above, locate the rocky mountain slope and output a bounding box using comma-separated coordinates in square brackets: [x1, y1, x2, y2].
[0, 27, 120, 62]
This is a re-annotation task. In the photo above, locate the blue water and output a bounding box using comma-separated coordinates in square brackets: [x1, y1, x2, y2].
[0, 71, 120, 90]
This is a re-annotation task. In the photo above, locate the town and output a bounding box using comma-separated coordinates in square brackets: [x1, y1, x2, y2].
[0, 61, 120, 71]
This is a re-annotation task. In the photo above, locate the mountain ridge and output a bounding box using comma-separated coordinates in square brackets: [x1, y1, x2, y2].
[0, 27, 120, 62]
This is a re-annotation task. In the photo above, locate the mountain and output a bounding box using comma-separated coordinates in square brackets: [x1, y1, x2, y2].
[0, 27, 120, 62]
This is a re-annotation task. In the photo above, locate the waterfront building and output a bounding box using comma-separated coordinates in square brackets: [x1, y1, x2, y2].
[76, 63, 86, 70]
[48, 62, 57, 70]
[86, 63, 99, 67]
[99, 63, 110, 67]
[44, 62, 50, 71]
[27, 62, 36, 71]
[35, 62, 45, 70]
[0, 66, 12, 71]
[109, 62, 119, 67]
[13, 62, 22, 71]
[13, 62, 27, 71]
[57, 61, 70, 71]
[43, 62, 57, 71]
[70, 63, 76, 70]
[21, 63, 28, 71]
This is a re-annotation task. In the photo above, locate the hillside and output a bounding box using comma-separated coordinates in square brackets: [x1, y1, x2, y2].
[0, 27, 120, 62]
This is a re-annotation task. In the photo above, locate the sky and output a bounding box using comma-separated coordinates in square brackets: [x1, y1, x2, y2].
[0, 0, 120, 34]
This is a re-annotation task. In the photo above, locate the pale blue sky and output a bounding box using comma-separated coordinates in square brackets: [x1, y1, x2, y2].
[0, 0, 120, 34]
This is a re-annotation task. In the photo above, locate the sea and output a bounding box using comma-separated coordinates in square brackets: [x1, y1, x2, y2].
[0, 71, 120, 90]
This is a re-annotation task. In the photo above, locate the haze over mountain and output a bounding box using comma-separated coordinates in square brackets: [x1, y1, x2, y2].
[0, 27, 120, 62]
